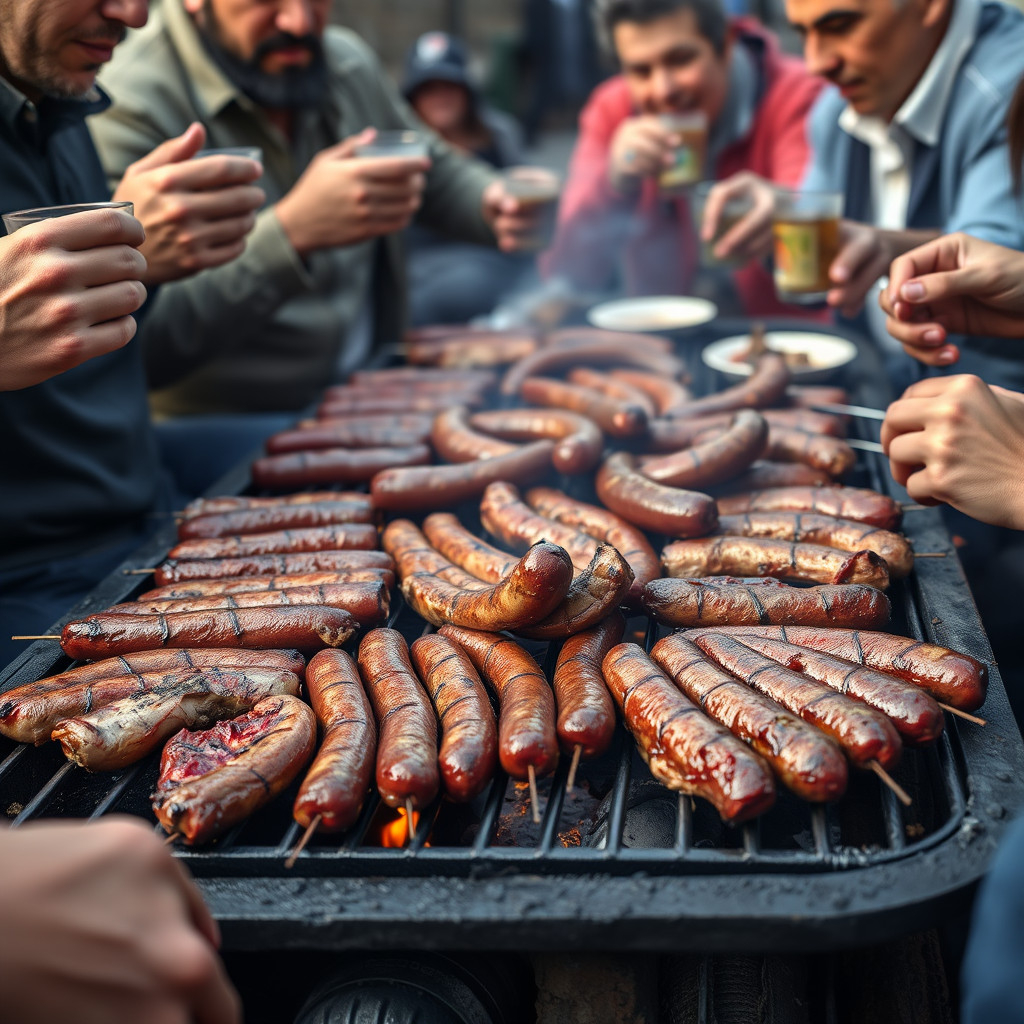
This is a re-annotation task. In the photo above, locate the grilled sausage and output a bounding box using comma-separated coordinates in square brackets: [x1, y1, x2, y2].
[138, 570, 394, 600]
[786, 384, 848, 409]
[674, 352, 790, 417]
[709, 462, 833, 493]
[691, 626, 987, 712]
[252, 445, 433, 491]
[688, 632, 902, 770]
[715, 486, 903, 530]
[649, 635, 848, 802]
[717, 634, 944, 744]
[294, 649, 377, 832]
[567, 366, 658, 418]
[357, 628, 440, 810]
[106, 581, 389, 627]
[403, 332, 538, 368]
[168, 524, 379, 561]
[410, 634, 498, 802]
[642, 576, 891, 629]
[763, 427, 857, 477]
[178, 501, 376, 540]
[321, 382, 489, 403]
[383, 519, 573, 631]
[317, 394, 485, 418]
[645, 410, 843, 453]
[596, 451, 719, 538]
[421, 513, 519, 582]
[430, 406, 519, 464]
[551, 613, 623, 757]
[53, 668, 302, 772]
[438, 625, 559, 780]
[715, 512, 914, 578]
[347, 366, 497, 389]
[154, 550, 395, 586]
[601, 643, 776, 823]
[181, 492, 369, 519]
[608, 368, 693, 417]
[525, 486, 660, 606]
[266, 418, 435, 454]
[60, 606, 359, 659]
[661, 536, 890, 589]
[638, 410, 768, 488]
[468, 407, 603, 475]
[156, 694, 316, 844]
[520, 376, 649, 438]
[370, 440, 556, 513]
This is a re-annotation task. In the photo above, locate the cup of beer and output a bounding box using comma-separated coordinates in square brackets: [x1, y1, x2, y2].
[2, 200, 135, 234]
[659, 111, 708, 195]
[772, 190, 843, 303]
[354, 130, 430, 159]
[500, 166, 562, 252]
[195, 146, 263, 162]
[691, 181, 752, 269]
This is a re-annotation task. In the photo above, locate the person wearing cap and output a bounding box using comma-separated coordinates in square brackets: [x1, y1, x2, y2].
[90, 0, 544, 423]
[401, 31, 535, 325]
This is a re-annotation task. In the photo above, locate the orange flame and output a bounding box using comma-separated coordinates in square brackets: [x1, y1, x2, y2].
[379, 806, 419, 848]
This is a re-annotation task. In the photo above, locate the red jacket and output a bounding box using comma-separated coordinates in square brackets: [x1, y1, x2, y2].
[542, 20, 826, 318]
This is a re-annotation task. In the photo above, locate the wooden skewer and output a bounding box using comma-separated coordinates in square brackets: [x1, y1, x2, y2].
[164, 832, 180, 846]
[527, 764, 541, 824]
[124, 568, 156, 575]
[939, 703, 987, 726]
[565, 744, 583, 793]
[405, 798, 416, 845]
[869, 760, 912, 807]
[913, 552, 947, 559]
[902, 504, 929, 512]
[285, 814, 321, 869]
[11, 635, 59, 641]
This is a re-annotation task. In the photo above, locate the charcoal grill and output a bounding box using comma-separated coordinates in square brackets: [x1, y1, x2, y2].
[2, 318, 1022, 967]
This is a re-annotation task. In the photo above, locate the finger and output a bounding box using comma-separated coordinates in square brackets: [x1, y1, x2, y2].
[895, 265, 988, 306]
[25, 208, 146, 252]
[334, 128, 377, 159]
[903, 466, 946, 507]
[158, 185, 267, 221]
[73, 279, 148, 326]
[190, 952, 243, 1024]
[157, 157, 265, 191]
[901, 341, 961, 367]
[127, 122, 206, 172]
[49, 316, 140, 375]
[164, 857, 221, 950]
[176, 212, 258, 251]
[356, 156, 432, 182]
[177, 238, 248, 273]
[68, 245, 148, 288]
[713, 210, 769, 259]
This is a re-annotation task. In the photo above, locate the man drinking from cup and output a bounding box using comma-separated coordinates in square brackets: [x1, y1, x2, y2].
[90, 0, 548, 421]
[540, 0, 826, 316]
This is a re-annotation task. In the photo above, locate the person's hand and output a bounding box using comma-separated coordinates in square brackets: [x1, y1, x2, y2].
[608, 116, 677, 193]
[275, 128, 430, 254]
[481, 176, 556, 252]
[0, 817, 241, 1024]
[699, 172, 776, 265]
[880, 374, 1024, 529]
[823, 220, 895, 318]
[879, 233, 1024, 367]
[0, 209, 147, 390]
[112, 122, 264, 285]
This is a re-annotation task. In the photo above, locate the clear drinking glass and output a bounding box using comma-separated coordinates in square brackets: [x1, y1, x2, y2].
[354, 130, 429, 159]
[2, 200, 135, 234]
[659, 111, 708, 195]
[500, 166, 562, 252]
[195, 146, 263, 162]
[772, 190, 843, 303]
[690, 181, 752, 269]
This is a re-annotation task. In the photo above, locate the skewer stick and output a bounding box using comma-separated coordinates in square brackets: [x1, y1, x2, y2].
[164, 832, 180, 846]
[913, 552, 947, 558]
[939, 703, 987, 726]
[565, 744, 583, 793]
[527, 764, 541, 824]
[404, 798, 417, 846]
[11, 635, 59, 641]
[902, 504, 929, 512]
[869, 760, 912, 807]
[124, 568, 157, 575]
[285, 814, 321, 869]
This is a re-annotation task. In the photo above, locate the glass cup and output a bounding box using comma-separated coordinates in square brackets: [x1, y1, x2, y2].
[500, 166, 563, 252]
[659, 111, 708, 195]
[195, 146, 263, 163]
[2, 200, 135, 234]
[772, 190, 843, 303]
[690, 181, 752, 269]
[354, 130, 430, 159]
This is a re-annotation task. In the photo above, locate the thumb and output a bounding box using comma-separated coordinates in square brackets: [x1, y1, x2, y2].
[129, 122, 207, 172]
[334, 128, 376, 159]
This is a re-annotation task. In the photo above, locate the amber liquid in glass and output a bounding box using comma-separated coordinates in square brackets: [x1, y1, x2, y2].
[772, 216, 840, 302]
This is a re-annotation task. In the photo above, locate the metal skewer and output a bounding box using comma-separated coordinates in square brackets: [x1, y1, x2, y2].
[809, 401, 887, 421]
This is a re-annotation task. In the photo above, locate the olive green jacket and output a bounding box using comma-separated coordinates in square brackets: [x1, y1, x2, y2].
[91, 0, 497, 415]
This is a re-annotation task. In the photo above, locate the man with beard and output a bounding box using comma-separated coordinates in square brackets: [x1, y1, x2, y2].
[91, 0, 544, 419]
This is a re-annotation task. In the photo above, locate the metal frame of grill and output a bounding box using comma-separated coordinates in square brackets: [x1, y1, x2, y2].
[2, 320, 1023, 955]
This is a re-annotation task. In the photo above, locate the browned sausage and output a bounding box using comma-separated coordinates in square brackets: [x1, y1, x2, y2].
[321, 382, 489, 402]
[154, 550, 395, 586]
[645, 410, 844, 453]
[638, 410, 768, 488]
[181, 492, 369, 519]
[520, 376, 649, 438]
[430, 406, 519, 464]
[404, 332, 538, 368]
[421, 513, 518, 581]
[649, 635, 848, 802]
[317, 394, 485, 418]
[715, 486, 903, 530]
[551, 613, 623, 757]
[595, 451, 719, 538]
[369, 440, 555, 513]
[106, 581, 389, 627]
[294, 649, 377, 832]
[642, 576, 891, 629]
[607, 368, 693, 417]
[660, 536, 890, 589]
[763, 427, 856, 477]
[715, 512, 914, 578]
[60, 606, 359, 659]
[266, 419, 434, 454]
[525, 486, 660, 606]
[347, 366, 497, 389]
[437, 625, 559, 780]
[468, 408, 604, 475]
[708, 462, 833, 494]
[155, 694, 316, 844]
[138, 569, 394, 600]
[688, 632, 903, 770]
[786, 384, 848, 409]
[383, 519, 573, 631]
[567, 366, 658, 418]
[252, 445, 433, 491]
[674, 352, 790, 417]
[410, 634, 498, 802]
[178, 501, 376, 540]
[168, 524, 379, 561]
[601, 642, 776, 824]
[691, 625, 987, 712]
[357, 628, 440, 810]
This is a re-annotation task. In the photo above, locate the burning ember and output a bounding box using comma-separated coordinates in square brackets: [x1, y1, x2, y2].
[377, 806, 424, 848]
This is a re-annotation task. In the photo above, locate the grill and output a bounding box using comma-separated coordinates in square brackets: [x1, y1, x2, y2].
[2, 319, 1023, 970]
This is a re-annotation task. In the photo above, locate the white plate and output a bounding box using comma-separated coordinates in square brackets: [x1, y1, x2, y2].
[587, 296, 718, 333]
[702, 331, 858, 383]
